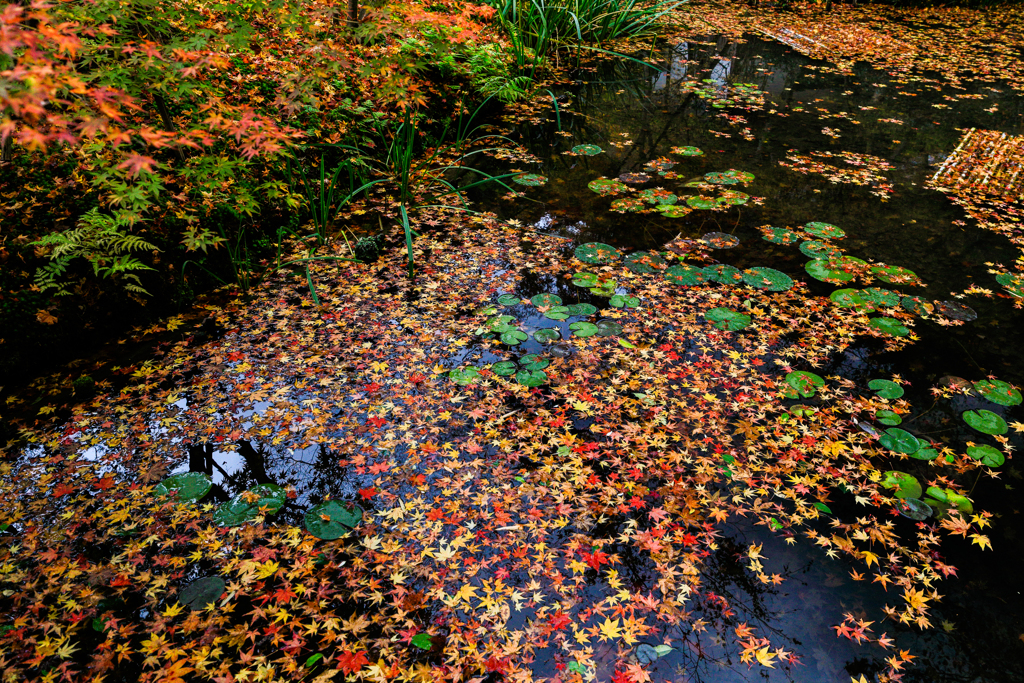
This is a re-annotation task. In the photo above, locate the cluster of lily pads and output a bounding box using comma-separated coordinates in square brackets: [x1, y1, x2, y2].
[591, 165, 755, 218]
[679, 79, 766, 110]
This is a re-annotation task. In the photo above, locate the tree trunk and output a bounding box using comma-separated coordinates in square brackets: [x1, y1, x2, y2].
[348, 0, 359, 29]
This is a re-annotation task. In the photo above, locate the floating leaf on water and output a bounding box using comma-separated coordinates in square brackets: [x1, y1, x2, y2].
[962, 409, 1008, 435]
[803, 221, 845, 240]
[570, 321, 599, 337]
[566, 303, 598, 316]
[595, 319, 623, 337]
[879, 428, 920, 454]
[549, 343, 574, 358]
[862, 287, 901, 308]
[967, 444, 1005, 467]
[154, 472, 212, 502]
[936, 300, 977, 321]
[901, 295, 932, 315]
[572, 144, 603, 156]
[492, 361, 517, 376]
[475, 305, 498, 316]
[644, 158, 676, 172]
[482, 315, 515, 334]
[664, 265, 706, 286]
[664, 238, 699, 255]
[995, 271, 1024, 298]
[830, 289, 869, 309]
[786, 371, 824, 398]
[516, 369, 547, 387]
[761, 227, 801, 244]
[869, 317, 911, 337]
[911, 447, 939, 461]
[512, 173, 547, 187]
[618, 339, 636, 348]
[704, 171, 740, 185]
[533, 328, 561, 342]
[501, 329, 528, 345]
[703, 264, 742, 284]
[924, 486, 973, 514]
[519, 354, 550, 371]
[449, 367, 481, 385]
[869, 379, 904, 399]
[610, 294, 640, 308]
[973, 379, 1022, 406]
[813, 502, 832, 514]
[701, 232, 739, 249]
[743, 267, 793, 291]
[572, 272, 600, 287]
[705, 307, 752, 331]
[411, 633, 432, 650]
[723, 169, 754, 183]
[871, 264, 919, 285]
[618, 172, 652, 185]
[686, 196, 718, 210]
[799, 240, 840, 259]
[897, 498, 932, 521]
[590, 281, 617, 297]
[179, 577, 225, 611]
[587, 178, 629, 196]
[876, 410, 902, 426]
[304, 500, 363, 540]
[638, 188, 678, 205]
[611, 197, 646, 213]
[575, 242, 622, 264]
[883, 471, 922, 499]
[624, 252, 667, 273]
[670, 146, 704, 156]
[716, 190, 749, 206]
[544, 306, 571, 320]
[531, 293, 562, 307]
[805, 257, 863, 283]
[659, 204, 693, 218]
[213, 484, 287, 527]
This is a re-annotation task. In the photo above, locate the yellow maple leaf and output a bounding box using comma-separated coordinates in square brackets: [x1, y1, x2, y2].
[597, 617, 621, 641]
[970, 533, 992, 550]
[754, 646, 776, 668]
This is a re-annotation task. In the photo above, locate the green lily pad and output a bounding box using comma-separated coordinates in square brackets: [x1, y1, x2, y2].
[154, 472, 212, 502]
[572, 272, 600, 287]
[973, 379, 1022, 406]
[531, 293, 562, 307]
[609, 294, 640, 308]
[723, 169, 755, 183]
[862, 288, 901, 308]
[497, 294, 520, 306]
[901, 295, 931, 315]
[179, 577, 225, 610]
[611, 197, 646, 213]
[703, 264, 743, 284]
[595, 320, 623, 337]
[879, 428, 920, 454]
[482, 315, 515, 334]
[704, 171, 740, 185]
[570, 321, 599, 337]
[519, 354, 549, 371]
[883, 471, 922, 499]
[566, 303, 597, 316]
[501, 329, 528, 345]
[512, 173, 547, 187]
[449, 367, 481, 385]
[575, 243, 622, 264]
[572, 144, 603, 156]
[876, 410, 902, 426]
[962, 409, 1008, 435]
[475, 305, 498, 316]
[589, 281, 617, 297]
[805, 257, 863, 283]
[411, 633, 433, 650]
[492, 361, 517, 376]
[995, 271, 1024, 298]
[624, 252, 667, 273]
[803, 222, 845, 240]
[659, 204, 692, 218]
[786, 371, 824, 398]
[213, 484, 287, 527]
[664, 265, 706, 286]
[911, 447, 939, 461]
[743, 267, 793, 291]
[868, 379, 904, 399]
[869, 317, 911, 337]
[705, 308, 752, 331]
[544, 306, 571, 321]
[671, 146, 704, 156]
[762, 227, 801, 245]
[638, 189, 677, 205]
[716, 191, 749, 206]
[871, 264, 918, 285]
[701, 232, 739, 249]
[588, 178, 629, 196]
[924, 486, 973, 514]
[644, 158, 676, 173]
[516, 369, 547, 387]
[799, 240, 840, 259]
[305, 500, 363, 540]
[830, 289, 869, 309]
[686, 196, 719, 210]
[534, 328, 561, 342]
[967, 444, 1005, 467]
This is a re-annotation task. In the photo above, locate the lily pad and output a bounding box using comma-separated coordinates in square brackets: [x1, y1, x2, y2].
[492, 361, 517, 376]
[644, 158, 676, 172]
[705, 308, 751, 331]
[411, 633, 433, 650]
[638, 188, 677, 205]
[686, 196, 719, 210]
[497, 294, 520, 306]
[967, 444, 1005, 467]
[534, 328, 561, 342]
[595, 320, 623, 337]
[935, 300, 977, 321]
[570, 321, 599, 337]
[624, 252, 667, 273]
[670, 146, 704, 156]
[716, 191, 749, 206]
[924, 487, 973, 514]
[911, 447, 939, 461]
[516, 369, 547, 387]
[475, 305, 498, 316]
[566, 303, 597, 316]
[544, 306, 571, 321]
[830, 289, 869, 309]
[482, 315, 516, 334]
[589, 281, 617, 297]
[572, 272, 600, 287]
[701, 232, 739, 249]
[723, 169, 755, 183]
[871, 264, 918, 285]
[501, 329, 528, 345]
[179, 577, 225, 611]
[882, 471, 922, 499]
[876, 410, 902, 426]
[800, 240, 840, 259]
[962, 409, 1008, 435]
[805, 257, 861, 283]
[973, 379, 1022, 406]
[636, 643, 674, 664]
[897, 498, 932, 521]
[862, 288, 901, 308]
[803, 222, 845, 240]
[659, 204, 693, 218]
[743, 267, 793, 291]
[901, 295, 932, 315]
[869, 317, 911, 337]
[762, 227, 801, 245]
[702, 264, 743, 284]
[704, 171, 740, 185]
[868, 379, 904, 399]
[664, 265, 706, 286]
[154, 472, 212, 502]
[786, 371, 824, 398]
[449, 367, 481, 385]
[588, 178, 629, 196]
[610, 294, 640, 308]
[879, 428, 920, 454]
[213, 484, 287, 527]
[305, 500, 363, 540]
[575, 242, 622, 264]
[512, 173, 547, 187]
[619, 172, 651, 185]
[610, 197, 645, 213]
[519, 354, 550, 371]
[995, 271, 1024, 298]
[531, 293, 562, 307]
[572, 144, 603, 156]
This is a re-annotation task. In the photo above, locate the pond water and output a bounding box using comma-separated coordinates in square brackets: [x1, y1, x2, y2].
[3, 27, 1024, 683]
